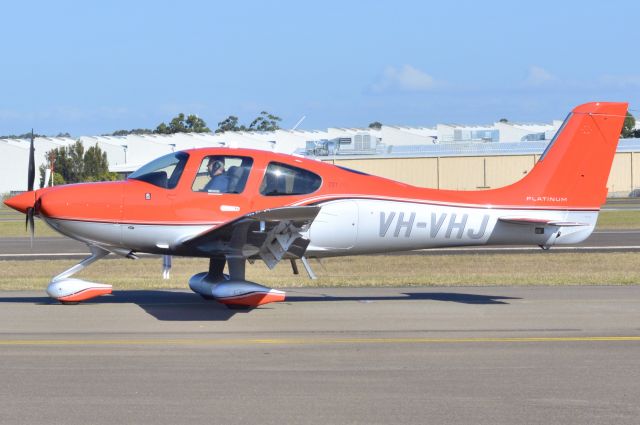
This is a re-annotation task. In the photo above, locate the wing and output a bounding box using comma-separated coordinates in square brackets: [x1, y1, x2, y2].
[497, 217, 589, 227]
[176, 206, 321, 268]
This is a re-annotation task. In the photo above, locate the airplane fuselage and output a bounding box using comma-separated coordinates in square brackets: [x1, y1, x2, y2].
[41, 196, 598, 258]
[4, 102, 628, 306]
[305, 199, 597, 256]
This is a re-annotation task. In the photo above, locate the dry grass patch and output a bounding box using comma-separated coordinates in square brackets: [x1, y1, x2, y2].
[0, 207, 60, 237]
[1, 252, 639, 291]
[596, 210, 640, 229]
[0, 219, 60, 238]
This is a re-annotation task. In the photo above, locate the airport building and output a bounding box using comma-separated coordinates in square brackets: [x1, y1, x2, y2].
[2, 118, 640, 197]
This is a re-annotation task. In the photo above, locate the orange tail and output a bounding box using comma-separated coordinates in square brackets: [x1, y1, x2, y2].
[492, 102, 628, 209]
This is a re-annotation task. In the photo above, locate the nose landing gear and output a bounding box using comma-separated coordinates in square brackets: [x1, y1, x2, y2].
[46, 246, 112, 303]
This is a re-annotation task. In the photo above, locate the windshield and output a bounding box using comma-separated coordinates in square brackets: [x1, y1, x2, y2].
[128, 152, 189, 189]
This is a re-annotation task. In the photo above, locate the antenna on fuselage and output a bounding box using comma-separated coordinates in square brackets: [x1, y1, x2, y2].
[291, 115, 306, 131]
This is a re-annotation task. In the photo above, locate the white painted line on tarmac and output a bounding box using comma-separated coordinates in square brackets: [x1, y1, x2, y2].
[3, 246, 640, 259]
[0, 253, 155, 258]
[0, 253, 88, 257]
[419, 245, 640, 253]
[593, 230, 640, 233]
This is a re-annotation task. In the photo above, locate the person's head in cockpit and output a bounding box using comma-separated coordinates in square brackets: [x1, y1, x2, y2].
[205, 158, 229, 192]
[207, 158, 225, 177]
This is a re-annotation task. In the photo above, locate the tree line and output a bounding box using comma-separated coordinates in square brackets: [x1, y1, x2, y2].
[107, 111, 281, 136]
[9, 109, 638, 187]
[25, 111, 282, 187]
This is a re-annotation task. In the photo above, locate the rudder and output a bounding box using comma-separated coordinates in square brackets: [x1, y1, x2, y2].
[496, 102, 628, 209]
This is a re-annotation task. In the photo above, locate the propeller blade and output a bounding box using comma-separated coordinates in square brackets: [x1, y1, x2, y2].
[28, 209, 34, 248]
[25, 207, 31, 231]
[25, 207, 35, 248]
[27, 129, 35, 192]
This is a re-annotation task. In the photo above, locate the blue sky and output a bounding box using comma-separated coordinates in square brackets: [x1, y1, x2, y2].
[1, 0, 638, 136]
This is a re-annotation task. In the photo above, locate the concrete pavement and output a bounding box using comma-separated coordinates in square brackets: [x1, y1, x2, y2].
[0, 286, 639, 424]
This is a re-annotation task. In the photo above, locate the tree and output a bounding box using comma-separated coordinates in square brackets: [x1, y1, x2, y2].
[59, 141, 85, 184]
[215, 115, 246, 133]
[185, 114, 210, 133]
[0, 132, 46, 139]
[499, 118, 508, 123]
[83, 144, 115, 182]
[0, 131, 72, 139]
[249, 111, 282, 132]
[368, 121, 382, 130]
[39, 141, 117, 187]
[155, 113, 210, 134]
[622, 112, 636, 138]
[215, 112, 282, 133]
[109, 128, 153, 136]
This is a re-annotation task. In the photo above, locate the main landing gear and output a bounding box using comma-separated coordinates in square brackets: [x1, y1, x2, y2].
[189, 256, 286, 308]
[45, 246, 285, 309]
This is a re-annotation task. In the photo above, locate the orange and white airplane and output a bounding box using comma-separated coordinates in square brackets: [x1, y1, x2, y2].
[4, 102, 628, 308]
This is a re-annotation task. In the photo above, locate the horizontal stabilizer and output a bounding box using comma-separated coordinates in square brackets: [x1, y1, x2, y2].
[498, 217, 589, 227]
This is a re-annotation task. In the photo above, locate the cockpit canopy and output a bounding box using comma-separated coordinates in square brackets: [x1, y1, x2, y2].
[128, 152, 189, 189]
[128, 150, 323, 196]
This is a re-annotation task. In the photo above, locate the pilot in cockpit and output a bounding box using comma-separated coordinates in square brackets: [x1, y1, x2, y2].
[204, 157, 230, 192]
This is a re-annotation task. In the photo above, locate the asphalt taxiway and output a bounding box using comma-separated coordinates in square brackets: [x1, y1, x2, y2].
[0, 286, 638, 425]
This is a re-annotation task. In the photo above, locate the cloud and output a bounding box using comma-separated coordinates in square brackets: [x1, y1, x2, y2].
[369, 65, 440, 93]
[524, 66, 559, 87]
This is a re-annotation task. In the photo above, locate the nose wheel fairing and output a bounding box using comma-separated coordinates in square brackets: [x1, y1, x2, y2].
[47, 279, 112, 303]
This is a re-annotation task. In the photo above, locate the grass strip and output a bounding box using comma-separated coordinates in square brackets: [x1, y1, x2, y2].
[596, 210, 640, 229]
[1, 252, 639, 291]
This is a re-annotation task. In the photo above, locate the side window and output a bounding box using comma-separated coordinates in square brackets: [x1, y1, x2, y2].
[260, 162, 322, 196]
[192, 156, 253, 194]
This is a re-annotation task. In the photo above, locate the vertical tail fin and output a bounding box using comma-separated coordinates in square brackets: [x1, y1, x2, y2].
[498, 102, 628, 209]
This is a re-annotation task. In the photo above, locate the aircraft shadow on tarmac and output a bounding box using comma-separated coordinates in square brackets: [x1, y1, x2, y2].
[285, 292, 519, 305]
[0, 290, 520, 321]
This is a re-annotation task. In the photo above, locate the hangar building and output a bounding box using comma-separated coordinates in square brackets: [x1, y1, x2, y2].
[2, 118, 639, 198]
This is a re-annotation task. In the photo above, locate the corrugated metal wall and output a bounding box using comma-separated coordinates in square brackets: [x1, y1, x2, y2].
[331, 152, 639, 197]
